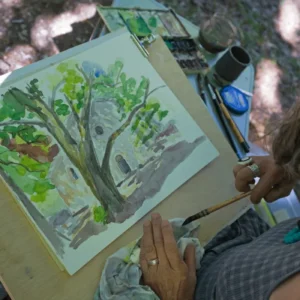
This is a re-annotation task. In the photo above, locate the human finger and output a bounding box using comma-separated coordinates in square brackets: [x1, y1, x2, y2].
[233, 165, 255, 185]
[264, 183, 294, 202]
[233, 157, 255, 177]
[151, 213, 168, 265]
[184, 244, 196, 277]
[233, 164, 246, 177]
[140, 236, 148, 272]
[250, 174, 279, 204]
[161, 220, 182, 268]
[235, 166, 255, 192]
[140, 220, 157, 272]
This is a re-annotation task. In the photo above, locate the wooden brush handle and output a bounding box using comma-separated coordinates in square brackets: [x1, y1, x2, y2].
[219, 102, 244, 142]
[208, 191, 252, 214]
[214, 89, 249, 152]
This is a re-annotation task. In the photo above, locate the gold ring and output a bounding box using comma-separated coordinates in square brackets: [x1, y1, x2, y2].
[147, 258, 159, 266]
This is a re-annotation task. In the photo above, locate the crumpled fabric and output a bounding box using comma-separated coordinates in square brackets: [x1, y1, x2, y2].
[0, 282, 7, 300]
[94, 219, 204, 300]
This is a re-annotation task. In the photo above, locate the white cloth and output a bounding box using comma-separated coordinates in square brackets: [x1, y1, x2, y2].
[94, 219, 204, 300]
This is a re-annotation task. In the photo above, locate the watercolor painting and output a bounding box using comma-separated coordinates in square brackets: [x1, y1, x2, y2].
[158, 12, 188, 37]
[97, 7, 189, 38]
[118, 11, 152, 36]
[97, 7, 124, 32]
[0, 32, 218, 274]
[138, 11, 170, 37]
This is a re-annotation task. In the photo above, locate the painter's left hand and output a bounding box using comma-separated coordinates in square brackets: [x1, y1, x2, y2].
[140, 213, 196, 300]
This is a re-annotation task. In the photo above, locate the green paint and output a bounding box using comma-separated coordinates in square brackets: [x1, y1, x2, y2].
[165, 40, 174, 50]
[0, 58, 168, 224]
[119, 11, 152, 36]
[55, 103, 70, 116]
[56, 62, 85, 115]
[31, 192, 47, 203]
[148, 16, 157, 28]
[130, 97, 168, 146]
[138, 11, 170, 36]
[27, 112, 36, 119]
[1, 125, 48, 145]
[33, 180, 55, 194]
[35, 189, 66, 217]
[0, 132, 10, 146]
[0, 91, 26, 121]
[98, 8, 124, 32]
[93, 206, 107, 223]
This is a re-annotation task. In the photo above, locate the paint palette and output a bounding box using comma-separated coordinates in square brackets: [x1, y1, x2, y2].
[97, 7, 208, 74]
[165, 38, 209, 74]
[97, 6, 190, 38]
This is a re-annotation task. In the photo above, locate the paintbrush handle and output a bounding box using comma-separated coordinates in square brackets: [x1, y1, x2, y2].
[207, 190, 252, 214]
[182, 191, 252, 225]
[214, 89, 250, 152]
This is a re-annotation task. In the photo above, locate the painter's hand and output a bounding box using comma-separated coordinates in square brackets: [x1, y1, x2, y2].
[233, 156, 295, 204]
[140, 213, 196, 300]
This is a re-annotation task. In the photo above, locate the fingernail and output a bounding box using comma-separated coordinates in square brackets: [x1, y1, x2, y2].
[144, 220, 151, 227]
[151, 213, 160, 220]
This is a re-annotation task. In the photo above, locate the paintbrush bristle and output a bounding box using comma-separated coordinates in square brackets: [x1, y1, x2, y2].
[182, 209, 209, 226]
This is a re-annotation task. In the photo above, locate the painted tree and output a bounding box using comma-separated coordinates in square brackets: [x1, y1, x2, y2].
[0, 59, 167, 222]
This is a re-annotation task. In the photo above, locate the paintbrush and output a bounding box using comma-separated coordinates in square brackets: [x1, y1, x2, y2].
[182, 190, 252, 226]
[205, 78, 240, 159]
[212, 86, 250, 153]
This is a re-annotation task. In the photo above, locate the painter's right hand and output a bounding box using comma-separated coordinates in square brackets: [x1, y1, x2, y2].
[140, 213, 196, 300]
[233, 156, 295, 204]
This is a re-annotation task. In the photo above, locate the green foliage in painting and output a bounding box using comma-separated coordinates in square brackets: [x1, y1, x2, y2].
[0, 125, 48, 145]
[93, 60, 168, 146]
[94, 61, 150, 118]
[0, 144, 55, 203]
[0, 80, 41, 122]
[93, 206, 107, 224]
[131, 100, 168, 146]
[56, 62, 85, 115]
[54, 99, 70, 116]
[0, 90, 26, 121]
[0, 57, 169, 225]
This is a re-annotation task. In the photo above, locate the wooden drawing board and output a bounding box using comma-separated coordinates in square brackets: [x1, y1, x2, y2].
[0, 33, 250, 300]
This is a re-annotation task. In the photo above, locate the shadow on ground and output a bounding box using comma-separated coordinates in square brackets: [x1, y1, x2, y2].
[0, 0, 300, 151]
[159, 0, 300, 151]
[0, 0, 111, 73]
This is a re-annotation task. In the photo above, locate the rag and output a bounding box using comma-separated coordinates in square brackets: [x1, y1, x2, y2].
[94, 219, 204, 300]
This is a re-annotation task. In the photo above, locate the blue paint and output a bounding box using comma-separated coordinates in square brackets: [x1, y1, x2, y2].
[82, 61, 105, 78]
[221, 86, 249, 115]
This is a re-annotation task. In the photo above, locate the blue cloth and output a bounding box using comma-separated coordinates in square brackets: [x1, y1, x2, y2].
[0, 282, 7, 300]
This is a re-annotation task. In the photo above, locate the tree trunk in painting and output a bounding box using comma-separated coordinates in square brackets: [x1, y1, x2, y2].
[101, 82, 151, 191]
[8, 88, 125, 223]
[0, 168, 65, 256]
[80, 132, 125, 221]
[1, 62, 166, 224]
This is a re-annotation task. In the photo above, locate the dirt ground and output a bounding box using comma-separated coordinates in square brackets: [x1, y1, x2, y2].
[160, 0, 300, 150]
[0, 0, 300, 150]
[0, 0, 112, 72]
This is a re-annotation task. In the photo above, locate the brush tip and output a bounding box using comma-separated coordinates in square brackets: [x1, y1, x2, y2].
[182, 218, 191, 226]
